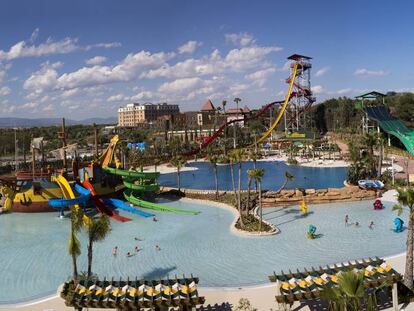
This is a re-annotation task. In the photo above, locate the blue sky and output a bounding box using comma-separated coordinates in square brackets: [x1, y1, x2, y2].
[0, 0, 413, 119]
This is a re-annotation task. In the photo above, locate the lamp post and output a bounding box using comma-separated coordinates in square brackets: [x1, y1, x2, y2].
[391, 156, 395, 186]
[13, 127, 18, 172]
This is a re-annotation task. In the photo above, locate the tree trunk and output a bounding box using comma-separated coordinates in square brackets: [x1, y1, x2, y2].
[404, 212, 414, 289]
[253, 160, 257, 192]
[72, 251, 78, 282]
[377, 142, 383, 178]
[230, 163, 236, 200]
[177, 168, 181, 191]
[238, 162, 244, 227]
[247, 175, 252, 211]
[214, 165, 218, 199]
[87, 238, 93, 278]
[259, 181, 262, 232]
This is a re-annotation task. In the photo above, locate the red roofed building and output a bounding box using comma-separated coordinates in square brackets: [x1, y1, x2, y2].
[200, 99, 215, 112]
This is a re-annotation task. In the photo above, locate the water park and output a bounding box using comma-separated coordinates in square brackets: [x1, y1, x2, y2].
[2, 53, 414, 311]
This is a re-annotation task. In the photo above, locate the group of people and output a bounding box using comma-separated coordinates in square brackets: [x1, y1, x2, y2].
[111, 237, 161, 258]
[345, 214, 374, 229]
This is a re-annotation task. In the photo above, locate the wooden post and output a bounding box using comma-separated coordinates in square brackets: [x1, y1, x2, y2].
[94, 123, 99, 159]
[32, 145, 36, 178]
[392, 282, 398, 311]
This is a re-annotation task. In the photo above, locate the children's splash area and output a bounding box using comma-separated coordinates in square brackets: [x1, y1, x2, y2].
[0, 197, 407, 304]
[159, 161, 348, 190]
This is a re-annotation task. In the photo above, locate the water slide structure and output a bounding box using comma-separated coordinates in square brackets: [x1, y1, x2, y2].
[363, 105, 414, 155]
[74, 182, 131, 222]
[183, 62, 299, 155]
[49, 175, 91, 225]
[98, 136, 199, 215]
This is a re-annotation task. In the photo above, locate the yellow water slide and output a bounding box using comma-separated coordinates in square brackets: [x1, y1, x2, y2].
[51, 175, 91, 225]
[0, 186, 15, 211]
[97, 135, 120, 168]
[254, 62, 298, 145]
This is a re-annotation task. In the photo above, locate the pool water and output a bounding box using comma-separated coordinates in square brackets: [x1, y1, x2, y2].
[0, 198, 406, 304]
[159, 161, 347, 190]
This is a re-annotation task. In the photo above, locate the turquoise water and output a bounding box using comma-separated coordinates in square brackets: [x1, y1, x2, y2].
[0, 198, 407, 304]
[159, 161, 347, 190]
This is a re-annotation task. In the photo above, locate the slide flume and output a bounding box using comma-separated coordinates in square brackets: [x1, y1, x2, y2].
[102, 198, 154, 218]
[103, 167, 160, 180]
[124, 190, 199, 215]
[75, 182, 131, 222]
[50, 175, 91, 225]
[254, 62, 298, 145]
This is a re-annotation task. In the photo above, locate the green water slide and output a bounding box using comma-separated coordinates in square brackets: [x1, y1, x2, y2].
[103, 166, 160, 180]
[123, 179, 160, 192]
[123, 190, 199, 215]
[364, 106, 414, 155]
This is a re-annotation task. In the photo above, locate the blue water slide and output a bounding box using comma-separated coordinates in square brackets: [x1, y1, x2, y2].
[102, 198, 155, 218]
[48, 188, 91, 209]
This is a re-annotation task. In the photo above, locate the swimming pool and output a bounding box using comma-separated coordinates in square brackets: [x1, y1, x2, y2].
[159, 161, 347, 190]
[0, 198, 406, 304]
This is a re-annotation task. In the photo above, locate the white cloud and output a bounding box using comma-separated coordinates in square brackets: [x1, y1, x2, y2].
[225, 32, 255, 46]
[0, 30, 120, 61]
[0, 86, 11, 96]
[245, 67, 275, 87]
[130, 91, 154, 101]
[107, 94, 125, 102]
[21, 102, 39, 109]
[24, 50, 174, 93]
[178, 41, 201, 54]
[311, 85, 324, 94]
[42, 104, 54, 112]
[354, 68, 387, 77]
[336, 88, 353, 95]
[315, 66, 330, 77]
[85, 56, 107, 65]
[29, 28, 39, 43]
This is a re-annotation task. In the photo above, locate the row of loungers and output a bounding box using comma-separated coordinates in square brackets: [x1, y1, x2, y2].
[61, 275, 205, 310]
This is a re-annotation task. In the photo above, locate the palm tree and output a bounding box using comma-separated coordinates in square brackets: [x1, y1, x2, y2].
[228, 153, 237, 200]
[170, 155, 186, 191]
[222, 100, 227, 155]
[209, 155, 220, 199]
[250, 168, 265, 231]
[320, 271, 366, 310]
[153, 158, 162, 172]
[247, 169, 254, 212]
[275, 171, 294, 194]
[362, 132, 378, 175]
[233, 97, 241, 148]
[86, 215, 111, 278]
[393, 187, 414, 289]
[68, 208, 84, 283]
[231, 149, 245, 226]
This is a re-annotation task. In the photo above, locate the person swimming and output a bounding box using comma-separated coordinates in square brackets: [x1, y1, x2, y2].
[112, 246, 118, 256]
[355, 221, 360, 227]
[369, 221, 374, 229]
[155, 245, 161, 251]
[135, 246, 141, 252]
[153, 217, 158, 222]
[126, 252, 133, 257]
[134, 237, 144, 241]
[345, 215, 349, 226]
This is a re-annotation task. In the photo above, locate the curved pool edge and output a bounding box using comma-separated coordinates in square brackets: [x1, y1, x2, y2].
[180, 197, 279, 236]
[2, 251, 408, 309]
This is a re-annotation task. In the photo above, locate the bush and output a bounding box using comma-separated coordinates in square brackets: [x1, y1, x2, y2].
[287, 158, 298, 165]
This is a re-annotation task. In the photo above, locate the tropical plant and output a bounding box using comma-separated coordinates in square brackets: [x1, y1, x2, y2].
[68, 208, 84, 283]
[228, 153, 237, 201]
[231, 148, 245, 227]
[234, 298, 257, 311]
[222, 100, 227, 155]
[209, 154, 220, 199]
[275, 171, 294, 194]
[362, 132, 379, 175]
[250, 168, 265, 231]
[86, 214, 111, 278]
[393, 187, 414, 289]
[170, 155, 187, 191]
[320, 271, 366, 310]
[233, 97, 242, 148]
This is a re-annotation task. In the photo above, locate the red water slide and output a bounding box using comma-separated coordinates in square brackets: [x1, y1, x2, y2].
[184, 100, 284, 156]
[82, 180, 131, 222]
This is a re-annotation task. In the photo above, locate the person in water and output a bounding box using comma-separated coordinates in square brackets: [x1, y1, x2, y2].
[155, 245, 161, 251]
[345, 215, 349, 226]
[126, 252, 134, 257]
[153, 217, 158, 222]
[369, 221, 374, 229]
[355, 221, 360, 227]
[135, 246, 141, 252]
[134, 237, 143, 241]
[112, 246, 118, 256]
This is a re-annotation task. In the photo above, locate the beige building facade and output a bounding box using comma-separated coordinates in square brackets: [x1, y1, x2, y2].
[118, 103, 179, 127]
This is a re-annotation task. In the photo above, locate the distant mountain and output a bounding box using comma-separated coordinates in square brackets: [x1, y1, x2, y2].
[0, 117, 117, 128]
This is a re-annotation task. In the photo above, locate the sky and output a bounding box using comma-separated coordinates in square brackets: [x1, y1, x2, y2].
[0, 0, 414, 119]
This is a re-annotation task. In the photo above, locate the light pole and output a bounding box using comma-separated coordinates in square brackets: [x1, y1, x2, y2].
[391, 156, 395, 186]
[13, 127, 18, 172]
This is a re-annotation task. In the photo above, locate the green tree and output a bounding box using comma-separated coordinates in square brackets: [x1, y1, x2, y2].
[393, 187, 414, 289]
[209, 154, 220, 199]
[222, 100, 228, 155]
[230, 149, 245, 227]
[68, 208, 84, 283]
[86, 215, 111, 278]
[170, 155, 187, 191]
[275, 171, 294, 194]
[250, 168, 265, 231]
[233, 97, 242, 148]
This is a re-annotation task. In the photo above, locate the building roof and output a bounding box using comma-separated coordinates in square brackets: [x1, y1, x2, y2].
[355, 91, 386, 99]
[200, 99, 215, 111]
[242, 105, 250, 113]
[287, 54, 312, 60]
